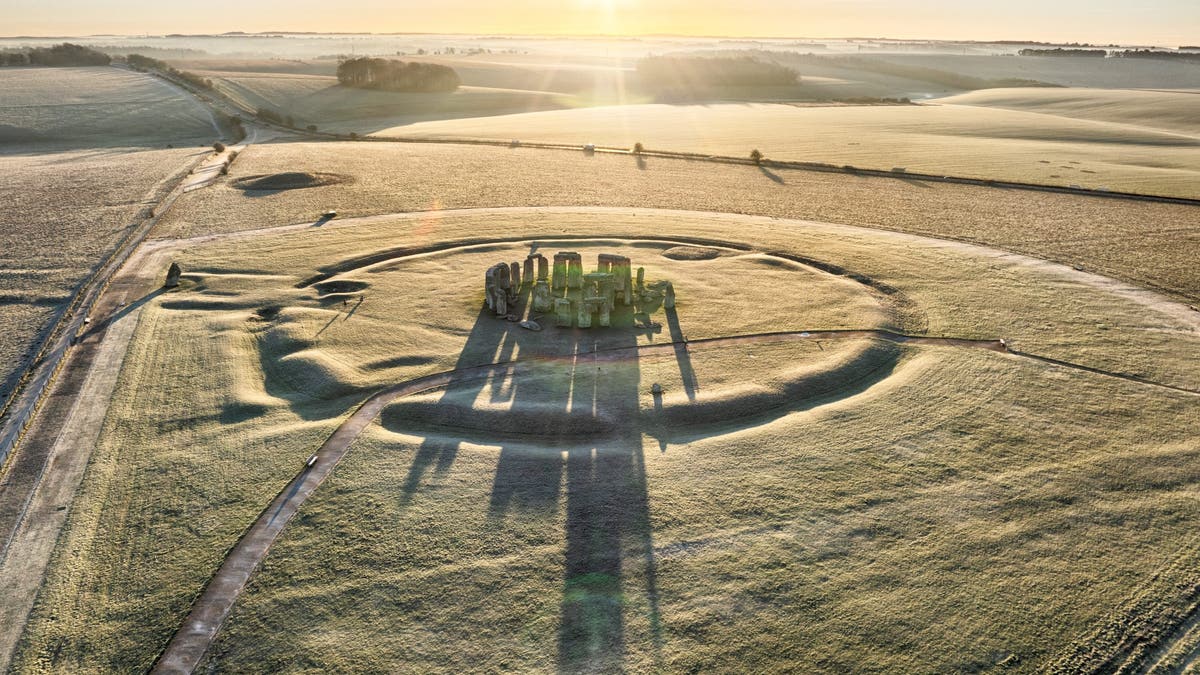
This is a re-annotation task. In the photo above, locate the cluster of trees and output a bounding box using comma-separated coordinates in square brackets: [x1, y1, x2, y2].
[125, 53, 214, 89]
[254, 107, 297, 128]
[336, 58, 461, 93]
[1112, 49, 1200, 63]
[1018, 48, 1107, 57]
[1018, 48, 1200, 63]
[636, 56, 798, 88]
[0, 43, 111, 67]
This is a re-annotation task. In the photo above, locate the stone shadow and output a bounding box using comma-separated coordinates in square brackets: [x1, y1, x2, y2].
[393, 272, 661, 673]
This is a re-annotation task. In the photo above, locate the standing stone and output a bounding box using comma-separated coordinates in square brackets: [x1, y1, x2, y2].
[554, 298, 573, 327]
[566, 253, 583, 290]
[164, 262, 182, 288]
[552, 253, 569, 291]
[536, 255, 549, 281]
[663, 281, 676, 309]
[488, 263, 511, 316]
[484, 267, 497, 311]
[522, 256, 535, 285]
[576, 301, 592, 328]
[636, 267, 645, 291]
[509, 262, 522, 297]
[532, 279, 553, 313]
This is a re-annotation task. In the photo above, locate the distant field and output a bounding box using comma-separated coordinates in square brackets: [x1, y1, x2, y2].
[195, 69, 571, 133]
[157, 142, 1200, 303]
[939, 87, 1200, 136]
[0, 66, 217, 152]
[367, 102, 1200, 198]
[15, 208, 1199, 672]
[869, 53, 1200, 90]
[0, 147, 205, 405]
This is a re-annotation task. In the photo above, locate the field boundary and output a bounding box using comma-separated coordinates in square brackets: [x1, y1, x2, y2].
[0, 151, 213, 475]
[136, 65, 1200, 208]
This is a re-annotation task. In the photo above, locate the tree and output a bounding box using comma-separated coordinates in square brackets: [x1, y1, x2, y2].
[750, 149, 764, 165]
[336, 57, 460, 93]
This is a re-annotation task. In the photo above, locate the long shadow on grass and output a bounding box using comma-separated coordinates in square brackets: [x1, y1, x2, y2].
[390, 257, 663, 672]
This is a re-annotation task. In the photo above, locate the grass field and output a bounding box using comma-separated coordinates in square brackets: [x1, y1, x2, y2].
[13, 208, 1197, 672]
[368, 101, 1200, 198]
[0, 66, 218, 152]
[0, 146, 206, 404]
[939, 87, 1200, 136]
[157, 142, 1200, 304]
[4, 49, 1200, 672]
[196, 69, 571, 133]
[864, 53, 1200, 90]
[0, 65, 223, 406]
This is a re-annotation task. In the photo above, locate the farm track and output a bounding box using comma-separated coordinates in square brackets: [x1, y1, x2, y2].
[144, 229, 1200, 674]
[148, 327, 1004, 674]
[0, 73, 261, 671]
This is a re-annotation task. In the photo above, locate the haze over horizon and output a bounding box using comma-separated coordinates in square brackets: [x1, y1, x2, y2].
[2, 0, 1197, 46]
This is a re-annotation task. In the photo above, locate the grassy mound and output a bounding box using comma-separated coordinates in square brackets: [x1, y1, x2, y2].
[233, 172, 350, 191]
[661, 245, 723, 261]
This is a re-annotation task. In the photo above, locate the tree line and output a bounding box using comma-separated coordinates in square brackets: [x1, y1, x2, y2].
[0, 43, 111, 67]
[125, 53, 214, 90]
[336, 58, 461, 93]
[1018, 48, 1107, 57]
[1019, 48, 1200, 63]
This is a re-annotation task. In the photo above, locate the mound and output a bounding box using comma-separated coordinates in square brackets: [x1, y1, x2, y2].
[232, 172, 350, 191]
[661, 245, 723, 260]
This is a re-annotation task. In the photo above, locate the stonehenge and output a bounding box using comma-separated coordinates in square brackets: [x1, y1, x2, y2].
[483, 250, 675, 328]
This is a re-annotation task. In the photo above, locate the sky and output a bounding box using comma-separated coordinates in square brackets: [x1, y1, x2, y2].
[3, 0, 1197, 46]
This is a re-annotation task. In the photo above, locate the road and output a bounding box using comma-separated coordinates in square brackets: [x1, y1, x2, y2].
[0, 68, 272, 671]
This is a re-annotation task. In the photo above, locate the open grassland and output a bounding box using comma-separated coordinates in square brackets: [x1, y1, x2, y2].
[0, 66, 217, 152]
[370, 102, 1200, 198]
[157, 142, 1200, 304]
[13, 208, 1199, 671]
[0, 146, 206, 404]
[196, 69, 570, 133]
[865, 53, 1200, 90]
[939, 87, 1200, 136]
[207, 349, 1198, 673]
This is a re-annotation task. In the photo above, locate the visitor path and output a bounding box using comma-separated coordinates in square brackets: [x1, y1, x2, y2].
[151, 324, 1199, 674]
[2, 207, 1196, 672]
[149, 328, 1009, 674]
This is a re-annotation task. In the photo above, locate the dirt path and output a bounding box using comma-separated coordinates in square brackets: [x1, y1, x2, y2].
[149, 329, 1008, 674]
[0, 242, 175, 672]
[0, 151, 247, 671]
[4, 206, 1196, 672]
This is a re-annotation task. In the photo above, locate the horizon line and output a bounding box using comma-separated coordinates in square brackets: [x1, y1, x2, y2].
[0, 30, 1183, 49]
